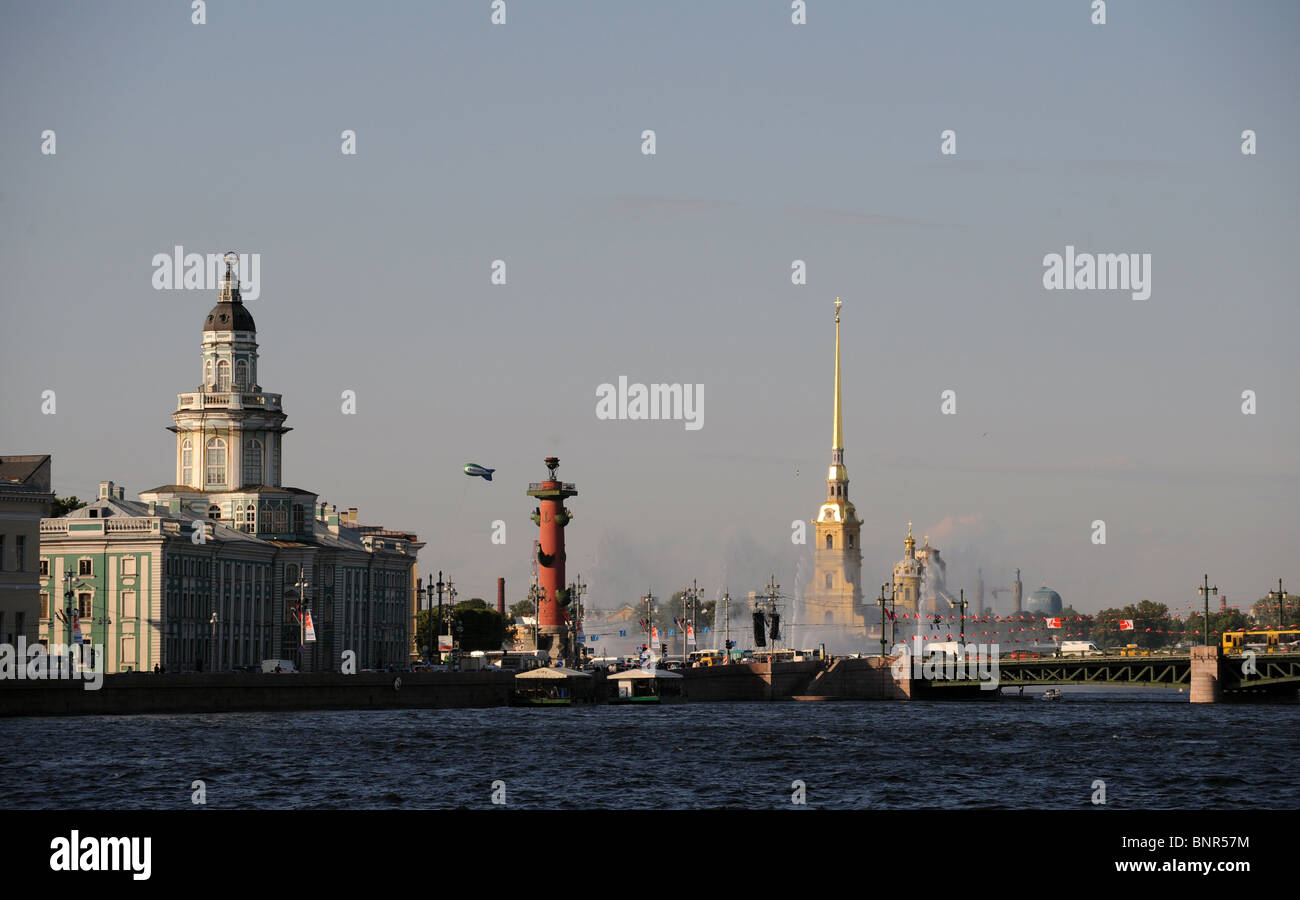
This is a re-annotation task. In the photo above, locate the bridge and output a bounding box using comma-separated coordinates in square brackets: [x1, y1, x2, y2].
[918, 649, 1300, 701]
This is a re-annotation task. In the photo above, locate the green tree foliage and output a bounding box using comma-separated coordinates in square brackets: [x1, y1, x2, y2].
[50, 496, 87, 517]
[415, 603, 508, 657]
[1250, 594, 1300, 629]
[1091, 600, 1173, 649]
[1184, 610, 1252, 646]
[1059, 605, 1091, 640]
[508, 599, 535, 618]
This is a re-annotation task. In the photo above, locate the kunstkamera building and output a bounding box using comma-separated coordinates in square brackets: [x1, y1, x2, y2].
[38, 260, 423, 673]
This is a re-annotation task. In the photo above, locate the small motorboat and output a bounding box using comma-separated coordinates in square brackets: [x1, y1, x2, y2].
[1040, 688, 1063, 701]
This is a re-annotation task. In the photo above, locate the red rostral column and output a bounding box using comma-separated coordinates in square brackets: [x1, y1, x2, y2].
[527, 457, 578, 662]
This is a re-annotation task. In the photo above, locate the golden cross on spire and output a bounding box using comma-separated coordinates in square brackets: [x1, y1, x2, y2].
[834, 295, 842, 322]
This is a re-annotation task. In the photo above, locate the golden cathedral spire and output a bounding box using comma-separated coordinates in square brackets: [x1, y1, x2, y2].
[832, 296, 843, 452]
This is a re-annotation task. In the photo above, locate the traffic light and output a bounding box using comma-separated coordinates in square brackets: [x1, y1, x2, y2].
[660, 643, 668, 657]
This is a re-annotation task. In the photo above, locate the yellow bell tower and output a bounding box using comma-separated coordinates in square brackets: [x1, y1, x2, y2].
[808, 298, 864, 629]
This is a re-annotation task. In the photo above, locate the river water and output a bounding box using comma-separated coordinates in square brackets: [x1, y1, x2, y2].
[2, 689, 1296, 809]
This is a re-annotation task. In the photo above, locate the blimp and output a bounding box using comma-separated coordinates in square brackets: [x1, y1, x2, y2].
[463, 463, 495, 481]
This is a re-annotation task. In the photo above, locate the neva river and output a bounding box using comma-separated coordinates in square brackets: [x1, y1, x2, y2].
[3, 689, 1297, 809]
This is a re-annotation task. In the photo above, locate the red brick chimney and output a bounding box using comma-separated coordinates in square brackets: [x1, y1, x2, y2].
[497, 577, 505, 616]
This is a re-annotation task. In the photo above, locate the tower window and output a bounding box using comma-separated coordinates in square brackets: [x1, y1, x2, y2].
[848, 534, 854, 549]
[182, 439, 193, 485]
[825, 573, 833, 590]
[216, 359, 231, 391]
[243, 439, 263, 486]
[206, 438, 227, 486]
[825, 534, 833, 550]
[235, 359, 248, 389]
[204, 360, 213, 388]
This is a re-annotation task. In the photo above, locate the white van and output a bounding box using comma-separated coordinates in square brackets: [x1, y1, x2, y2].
[261, 659, 298, 673]
[1061, 641, 1102, 657]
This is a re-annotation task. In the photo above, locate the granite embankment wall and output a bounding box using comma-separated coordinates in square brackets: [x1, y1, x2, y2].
[0, 671, 517, 717]
[680, 657, 912, 701]
[797, 657, 913, 700]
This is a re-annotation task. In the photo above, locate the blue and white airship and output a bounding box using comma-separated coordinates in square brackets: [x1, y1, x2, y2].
[463, 463, 495, 481]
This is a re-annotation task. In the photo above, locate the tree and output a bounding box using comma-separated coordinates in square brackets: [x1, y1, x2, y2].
[1251, 594, 1300, 629]
[508, 599, 535, 619]
[1059, 606, 1092, 640]
[454, 606, 507, 651]
[416, 605, 508, 658]
[50, 496, 87, 518]
[1184, 609, 1252, 646]
[1092, 601, 1173, 649]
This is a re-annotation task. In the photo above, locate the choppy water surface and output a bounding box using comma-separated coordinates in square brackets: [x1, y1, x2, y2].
[3, 690, 1296, 809]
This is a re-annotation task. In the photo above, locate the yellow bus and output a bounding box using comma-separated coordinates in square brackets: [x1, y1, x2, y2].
[1221, 628, 1300, 654]
[687, 649, 725, 667]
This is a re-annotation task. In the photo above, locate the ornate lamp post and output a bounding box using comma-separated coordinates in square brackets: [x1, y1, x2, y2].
[958, 588, 969, 647]
[1198, 574, 1218, 647]
[209, 611, 218, 672]
[1267, 579, 1291, 630]
[567, 574, 587, 666]
[876, 583, 891, 657]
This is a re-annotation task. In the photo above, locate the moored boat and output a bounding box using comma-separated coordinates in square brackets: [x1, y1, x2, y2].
[608, 667, 686, 704]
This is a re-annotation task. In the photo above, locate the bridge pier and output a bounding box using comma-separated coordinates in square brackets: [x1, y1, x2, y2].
[1189, 645, 1222, 704]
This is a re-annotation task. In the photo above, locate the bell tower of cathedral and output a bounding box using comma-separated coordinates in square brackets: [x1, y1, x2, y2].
[808, 298, 864, 629]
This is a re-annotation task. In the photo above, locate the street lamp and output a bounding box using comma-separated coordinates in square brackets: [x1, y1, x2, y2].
[527, 581, 544, 653]
[1198, 574, 1218, 647]
[209, 611, 218, 672]
[958, 588, 968, 648]
[876, 583, 892, 657]
[1267, 579, 1291, 630]
[292, 570, 310, 670]
[568, 574, 588, 666]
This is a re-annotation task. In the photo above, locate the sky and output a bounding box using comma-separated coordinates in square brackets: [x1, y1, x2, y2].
[2, 0, 1297, 631]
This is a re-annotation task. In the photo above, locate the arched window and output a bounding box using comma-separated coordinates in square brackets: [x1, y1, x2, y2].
[848, 534, 854, 549]
[825, 573, 833, 590]
[243, 439, 263, 486]
[234, 359, 248, 389]
[216, 359, 231, 391]
[208, 504, 221, 520]
[260, 503, 272, 532]
[181, 439, 193, 485]
[825, 534, 833, 550]
[275, 506, 288, 532]
[271, 439, 281, 486]
[205, 438, 227, 486]
[286, 564, 299, 588]
[204, 360, 213, 388]
[245, 504, 256, 534]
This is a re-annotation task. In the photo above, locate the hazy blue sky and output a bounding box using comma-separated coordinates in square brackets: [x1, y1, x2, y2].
[3, 1, 1297, 628]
